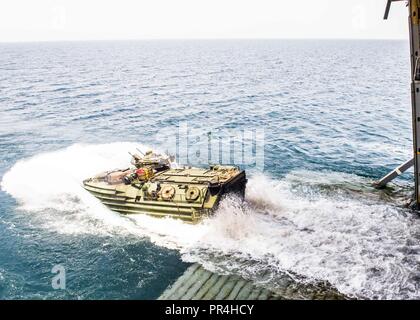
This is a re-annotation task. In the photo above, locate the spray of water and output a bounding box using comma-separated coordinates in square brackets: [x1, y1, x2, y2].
[1, 142, 420, 299]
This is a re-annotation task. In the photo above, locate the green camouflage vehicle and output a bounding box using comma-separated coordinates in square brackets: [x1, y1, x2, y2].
[83, 151, 247, 223]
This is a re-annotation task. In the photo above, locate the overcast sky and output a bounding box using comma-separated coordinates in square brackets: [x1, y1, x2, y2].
[0, 0, 410, 42]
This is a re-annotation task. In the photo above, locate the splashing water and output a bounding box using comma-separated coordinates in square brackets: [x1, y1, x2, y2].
[2, 142, 420, 299]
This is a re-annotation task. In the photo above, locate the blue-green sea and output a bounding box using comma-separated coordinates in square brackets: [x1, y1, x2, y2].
[1, 40, 419, 300]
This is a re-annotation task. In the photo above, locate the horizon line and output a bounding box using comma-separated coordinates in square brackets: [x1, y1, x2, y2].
[0, 37, 407, 44]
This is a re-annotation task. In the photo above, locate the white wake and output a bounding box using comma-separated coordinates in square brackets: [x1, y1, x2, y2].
[1, 142, 420, 299]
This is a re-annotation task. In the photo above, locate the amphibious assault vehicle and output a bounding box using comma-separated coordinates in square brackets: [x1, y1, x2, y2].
[83, 150, 247, 223]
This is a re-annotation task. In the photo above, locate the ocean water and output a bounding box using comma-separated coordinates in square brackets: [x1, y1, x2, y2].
[1, 40, 420, 300]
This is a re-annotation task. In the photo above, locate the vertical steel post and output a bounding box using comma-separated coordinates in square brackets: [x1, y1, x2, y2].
[409, 0, 420, 207]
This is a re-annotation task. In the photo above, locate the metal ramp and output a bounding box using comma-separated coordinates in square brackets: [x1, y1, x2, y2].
[158, 264, 346, 300]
